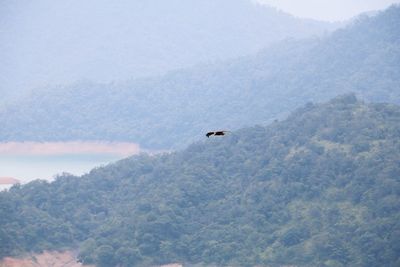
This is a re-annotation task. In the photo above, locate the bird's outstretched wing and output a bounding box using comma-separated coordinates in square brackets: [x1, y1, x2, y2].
[206, 132, 215, 138]
[206, 130, 230, 137]
[214, 131, 226, 136]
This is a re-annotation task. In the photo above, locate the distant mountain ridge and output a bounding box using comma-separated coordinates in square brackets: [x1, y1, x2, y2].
[0, 0, 336, 100]
[1, 95, 399, 266]
[0, 5, 399, 149]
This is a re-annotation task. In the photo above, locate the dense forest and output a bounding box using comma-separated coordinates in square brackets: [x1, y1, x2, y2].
[1, 95, 399, 266]
[0, 6, 398, 149]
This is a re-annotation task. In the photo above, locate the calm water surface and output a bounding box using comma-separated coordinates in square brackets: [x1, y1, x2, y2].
[0, 154, 124, 184]
[0, 141, 142, 185]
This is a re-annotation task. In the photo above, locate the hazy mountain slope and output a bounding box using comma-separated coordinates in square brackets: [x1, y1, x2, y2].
[1, 95, 400, 267]
[0, 0, 335, 100]
[0, 5, 399, 149]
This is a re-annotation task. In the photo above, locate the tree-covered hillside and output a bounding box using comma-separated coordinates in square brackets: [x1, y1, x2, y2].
[1, 6, 398, 149]
[1, 95, 400, 267]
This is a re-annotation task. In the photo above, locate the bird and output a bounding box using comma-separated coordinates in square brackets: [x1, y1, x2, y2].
[206, 131, 229, 138]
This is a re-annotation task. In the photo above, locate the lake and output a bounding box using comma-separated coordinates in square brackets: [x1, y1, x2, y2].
[0, 141, 141, 186]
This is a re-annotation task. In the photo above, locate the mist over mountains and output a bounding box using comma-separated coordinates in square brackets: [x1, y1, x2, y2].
[0, 0, 336, 101]
[0, 5, 398, 149]
[1, 2, 399, 266]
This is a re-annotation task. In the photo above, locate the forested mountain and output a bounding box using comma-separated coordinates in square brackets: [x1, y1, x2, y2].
[0, 0, 336, 101]
[0, 5, 398, 149]
[1, 95, 400, 267]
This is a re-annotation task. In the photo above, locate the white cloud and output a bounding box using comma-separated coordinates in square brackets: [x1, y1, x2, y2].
[256, 0, 400, 21]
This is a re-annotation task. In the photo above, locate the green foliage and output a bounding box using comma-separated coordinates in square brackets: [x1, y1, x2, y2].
[1, 96, 400, 266]
[0, 6, 399, 149]
[95, 245, 116, 267]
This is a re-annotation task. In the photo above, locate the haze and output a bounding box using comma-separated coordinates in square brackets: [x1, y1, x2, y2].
[0, 0, 336, 101]
[0, 141, 140, 157]
[257, 0, 400, 21]
[0, 1, 399, 266]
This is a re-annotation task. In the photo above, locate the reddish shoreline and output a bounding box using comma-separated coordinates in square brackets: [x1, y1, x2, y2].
[0, 177, 20, 185]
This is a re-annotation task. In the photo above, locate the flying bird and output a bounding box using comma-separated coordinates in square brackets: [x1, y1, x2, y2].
[206, 131, 229, 138]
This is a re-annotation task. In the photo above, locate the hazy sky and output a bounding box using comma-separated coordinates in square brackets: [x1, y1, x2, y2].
[257, 0, 400, 21]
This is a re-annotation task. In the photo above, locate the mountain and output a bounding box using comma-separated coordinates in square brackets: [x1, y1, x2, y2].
[1, 95, 400, 267]
[0, 0, 336, 101]
[0, 5, 398, 149]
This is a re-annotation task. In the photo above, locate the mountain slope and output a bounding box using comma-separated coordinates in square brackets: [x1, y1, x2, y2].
[0, 0, 335, 100]
[1, 95, 400, 266]
[0, 5, 399, 149]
